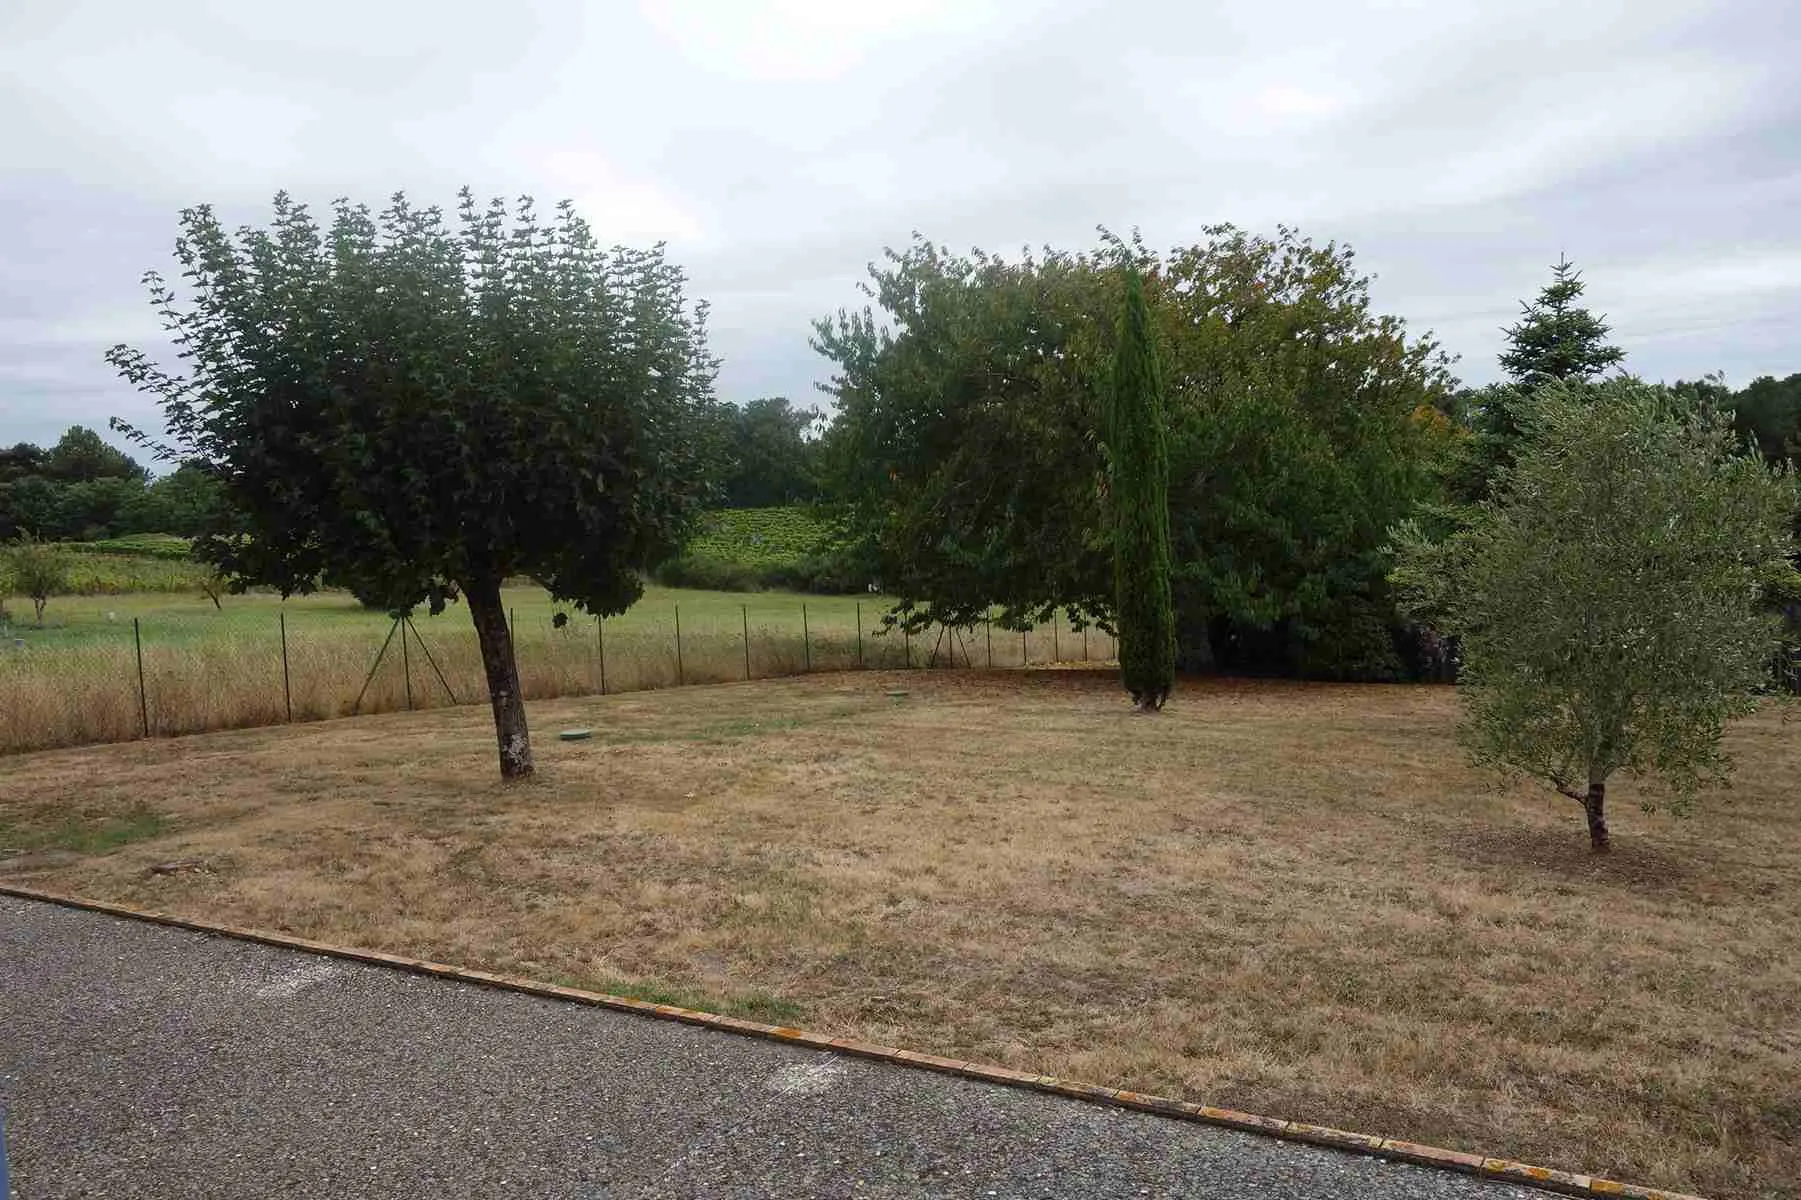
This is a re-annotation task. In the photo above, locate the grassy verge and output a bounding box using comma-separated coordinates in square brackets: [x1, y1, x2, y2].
[0, 806, 169, 856]
[555, 974, 804, 1025]
[1, 672, 1794, 1197]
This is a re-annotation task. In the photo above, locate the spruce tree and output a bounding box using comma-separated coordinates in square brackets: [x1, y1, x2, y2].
[1499, 256, 1626, 385]
[1107, 269, 1176, 710]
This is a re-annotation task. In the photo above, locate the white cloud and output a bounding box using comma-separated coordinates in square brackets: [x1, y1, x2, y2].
[542, 150, 707, 245]
[1253, 85, 1342, 120]
[1412, 60, 1758, 210]
[636, 0, 977, 81]
[0, 0, 1797, 429]
[1607, 251, 1801, 307]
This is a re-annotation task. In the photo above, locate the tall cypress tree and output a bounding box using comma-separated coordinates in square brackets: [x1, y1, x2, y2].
[1108, 269, 1176, 710]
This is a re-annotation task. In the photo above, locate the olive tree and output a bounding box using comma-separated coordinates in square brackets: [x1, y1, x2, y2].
[1391, 380, 1798, 850]
[109, 192, 722, 779]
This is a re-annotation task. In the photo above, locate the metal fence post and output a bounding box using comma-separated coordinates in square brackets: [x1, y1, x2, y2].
[280, 611, 292, 722]
[904, 625, 911, 669]
[742, 604, 751, 680]
[802, 603, 811, 673]
[597, 617, 607, 695]
[986, 611, 993, 669]
[1053, 611, 1060, 662]
[133, 617, 150, 738]
[856, 601, 863, 668]
[1083, 622, 1089, 662]
[674, 602, 684, 686]
[400, 616, 414, 710]
[1022, 627, 1028, 668]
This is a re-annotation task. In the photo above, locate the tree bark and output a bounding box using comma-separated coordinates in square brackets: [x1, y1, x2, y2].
[1584, 779, 1609, 853]
[466, 575, 533, 780]
[1135, 686, 1168, 713]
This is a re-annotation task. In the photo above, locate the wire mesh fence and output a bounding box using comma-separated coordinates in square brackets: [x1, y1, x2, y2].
[0, 600, 1119, 755]
[16, 593, 1784, 759]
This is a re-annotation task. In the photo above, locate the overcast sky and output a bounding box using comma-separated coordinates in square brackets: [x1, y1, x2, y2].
[2, 0, 1797, 456]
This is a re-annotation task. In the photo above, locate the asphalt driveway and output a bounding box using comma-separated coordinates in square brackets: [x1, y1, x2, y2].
[0, 896, 1558, 1199]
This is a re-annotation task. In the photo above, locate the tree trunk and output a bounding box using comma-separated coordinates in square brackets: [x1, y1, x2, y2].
[466, 575, 533, 780]
[1584, 780, 1609, 853]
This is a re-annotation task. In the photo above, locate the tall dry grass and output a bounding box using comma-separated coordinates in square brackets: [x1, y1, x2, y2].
[0, 610, 1114, 754]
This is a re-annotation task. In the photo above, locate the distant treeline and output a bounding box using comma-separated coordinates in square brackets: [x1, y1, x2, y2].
[0, 426, 222, 541]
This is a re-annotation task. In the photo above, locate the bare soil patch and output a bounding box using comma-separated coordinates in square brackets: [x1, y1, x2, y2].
[3, 672, 1795, 1198]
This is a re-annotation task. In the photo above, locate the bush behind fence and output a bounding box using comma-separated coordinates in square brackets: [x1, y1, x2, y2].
[0, 603, 1119, 755]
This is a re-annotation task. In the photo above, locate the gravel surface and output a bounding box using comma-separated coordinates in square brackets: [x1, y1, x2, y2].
[0, 897, 1557, 1199]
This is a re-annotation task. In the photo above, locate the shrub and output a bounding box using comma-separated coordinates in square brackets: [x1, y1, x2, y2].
[1291, 599, 1409, 682]
[651, 555, 769, 593]
[652, 506, 869, 594]
[80, 533, 196, 561]
[60, 551, 212, 595]
[7, 535, 71, 624]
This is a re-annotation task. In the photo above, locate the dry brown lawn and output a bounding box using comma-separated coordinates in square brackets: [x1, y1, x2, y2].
[2, 671, 1796, 1198]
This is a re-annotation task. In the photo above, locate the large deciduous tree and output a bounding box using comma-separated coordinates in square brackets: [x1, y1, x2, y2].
[0, 428, 152, 541]
[721, 396, 823, 508]
[1725, 372, 1801, 467]
[109, 191, 721, 779]
[1108, 269, 1175, 709]
[1390, 380, 1798, 851]
[813, 227, 1454, 675]
[813, 239, 1116, 637]
[43, 426, 146, 484]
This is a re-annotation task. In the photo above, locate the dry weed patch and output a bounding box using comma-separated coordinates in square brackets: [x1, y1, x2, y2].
[2, 672, 1795, 1198]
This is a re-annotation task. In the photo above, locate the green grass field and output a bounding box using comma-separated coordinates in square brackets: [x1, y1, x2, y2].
[8, 583, 872, 650]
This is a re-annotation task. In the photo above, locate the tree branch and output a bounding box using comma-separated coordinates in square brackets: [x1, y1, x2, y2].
[1550, 773, 1586, 804]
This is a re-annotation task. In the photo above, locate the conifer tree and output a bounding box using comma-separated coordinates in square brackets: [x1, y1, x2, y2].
[1107, 269, 1176, 710]
[1499, 256, 1625, 385]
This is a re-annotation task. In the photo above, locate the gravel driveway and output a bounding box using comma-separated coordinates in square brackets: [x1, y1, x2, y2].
[0, 896, 1558, 1199]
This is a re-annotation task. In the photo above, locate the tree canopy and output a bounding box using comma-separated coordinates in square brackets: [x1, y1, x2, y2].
[1450, 259, 1630, 507]
[720, 396, 823, 508]
[1721, 372, 1801, 466]
[1391, 380, 1798, 850]
[813, 226, 1456, 677]
[0, 426, 225, 542]
[2, 534, 70, 625]
[109, 190, 722, 778]
[0, 426, 171, 541]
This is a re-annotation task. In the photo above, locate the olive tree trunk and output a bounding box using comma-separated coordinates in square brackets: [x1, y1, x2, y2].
[1584, 780, 1609, 853]
[466, 575, 533, 780]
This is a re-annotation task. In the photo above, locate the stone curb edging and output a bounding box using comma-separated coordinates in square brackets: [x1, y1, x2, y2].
[0, 881, 1707, 1200]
